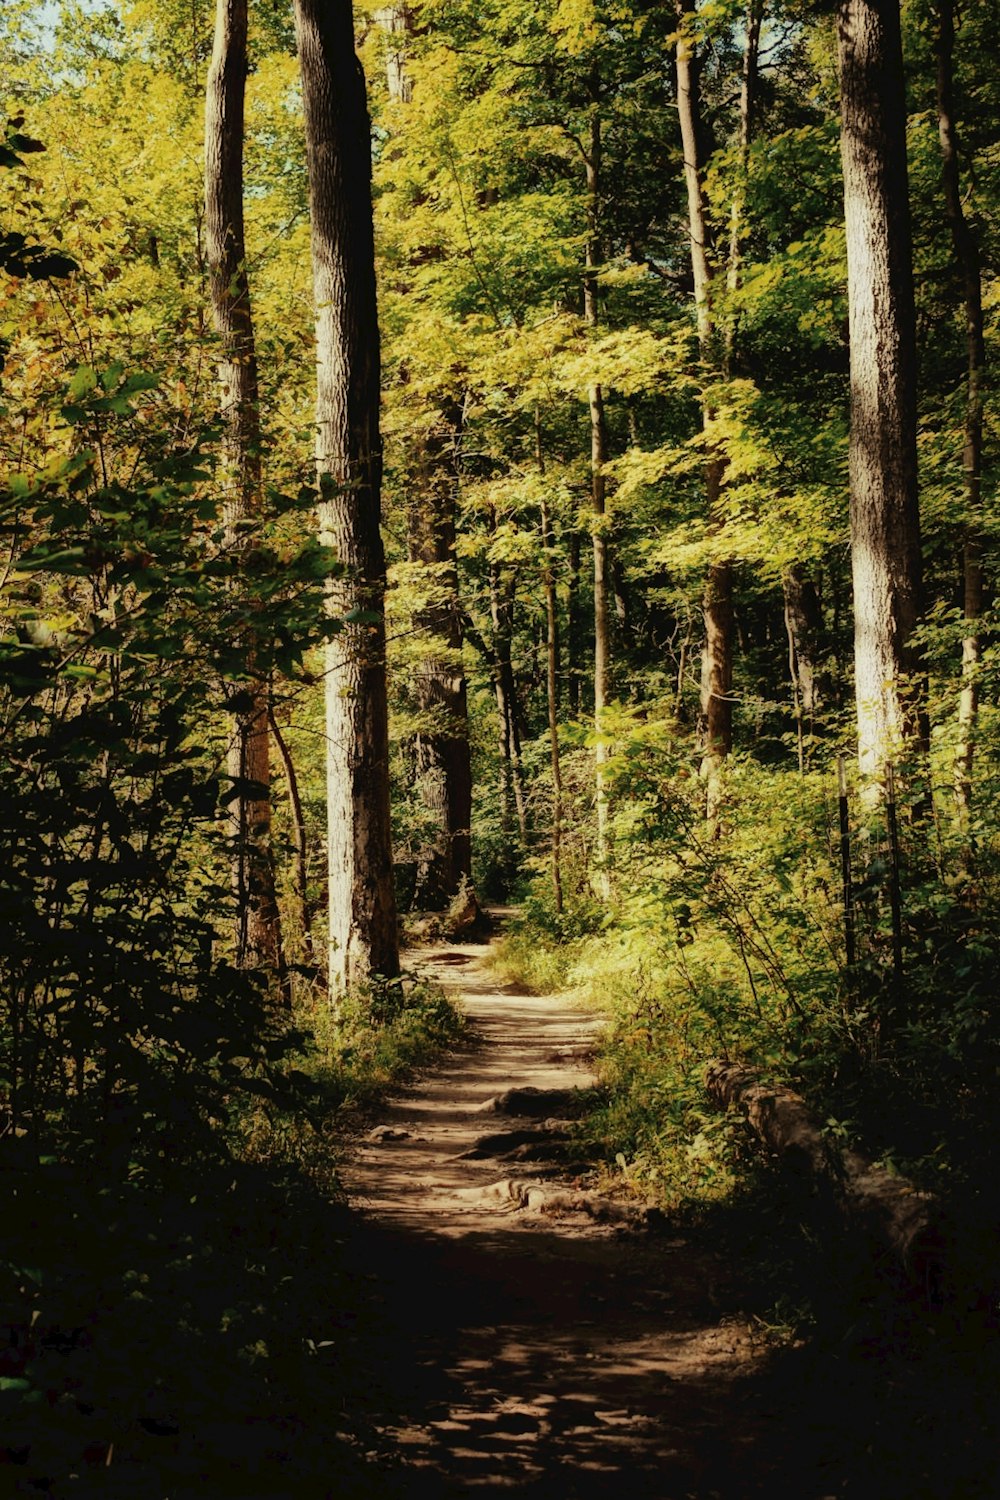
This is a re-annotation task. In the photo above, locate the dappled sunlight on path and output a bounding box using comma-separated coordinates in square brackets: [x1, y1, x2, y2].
[345, 945, 601, 1232]
[321, 935, 1000, 1497]
[331, 940, 850, 1497]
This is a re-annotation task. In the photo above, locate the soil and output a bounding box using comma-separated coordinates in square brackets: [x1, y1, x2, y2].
[331, 937, 1000, 1499]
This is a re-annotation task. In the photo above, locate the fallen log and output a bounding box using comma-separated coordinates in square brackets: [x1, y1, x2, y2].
[705, 1060, 948, 1300]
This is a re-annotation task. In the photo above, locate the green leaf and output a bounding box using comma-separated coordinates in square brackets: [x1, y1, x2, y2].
[17, 546, 89, 573]
[68, 366, 99, 401]
[121, 372, 160, 395]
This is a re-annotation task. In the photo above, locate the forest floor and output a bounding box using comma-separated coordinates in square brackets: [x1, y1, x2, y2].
[329, 933, 1000, 1499]
[6, 932, 1000, 1498]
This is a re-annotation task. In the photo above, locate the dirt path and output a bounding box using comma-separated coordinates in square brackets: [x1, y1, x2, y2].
[331, 940, 995, 1499]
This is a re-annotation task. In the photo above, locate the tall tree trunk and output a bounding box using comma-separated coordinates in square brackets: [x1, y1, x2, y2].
[294, 0, 399, 991]
[488, 550, 528, 846]
[567, 527, 583, 717]
[375, 8, 476, 909]
[675, 0, 732, 820]
[837, 0, 926, 785]
[585, 79, 612, 894]
[935, 0, 985, 815]
[783, 564, 823, 773]
[268, 708, 322, 987]
[204, 0, 287, 994]
[374, 4, 412, 103]
[537, 410, 564, 916]
[408, 407, 475, 909]
[725, 0, 763, 366]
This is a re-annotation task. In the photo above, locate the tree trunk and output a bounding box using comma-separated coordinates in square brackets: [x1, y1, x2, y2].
[699, 552, 733, 796]
[268, 708, 322, 988]
[488, 552, 528, 847]
[408, 407, 475, 910]
[204, 0, 287, 993]
[584, 84, 612, 895]
[783, 563, 823, 771]
[837, 0, 925, 785]
[294, 0, 399, 991]
[537, 411, 564, 916]
[375, 8, 476, 911]
[725, 0, 763, 365]
[706, 1061, 947, 1294]
[374, 4, 412, 103]
[674, 0, 733, 821]
[935, 0, 985, 815]
[567, 526, 583, 718]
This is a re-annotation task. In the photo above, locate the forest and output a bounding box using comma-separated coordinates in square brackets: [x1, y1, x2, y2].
[2, 0, 1000, 1492]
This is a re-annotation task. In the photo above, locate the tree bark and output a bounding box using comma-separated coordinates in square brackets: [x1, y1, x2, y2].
[294, 0, 399, 991]
[268, 708, 322, 988]
[675, 0, 733, 821]
[488, 550, 528, 847]
[935, 0, 985, 815]
[537, 410, 564, 916]
[837, 0, 926, 785]
[375, 8, 476, 911]
[783, 563, 823, 771]
[725, 0, 763, 365]
[374, 4, 412, 103]
[204, 0, 286, 992]
[567, 527, 583, 718]
[706, 1061, 947, 1293]
[584, 80, 612, 894]
[408, 407, 475, 909]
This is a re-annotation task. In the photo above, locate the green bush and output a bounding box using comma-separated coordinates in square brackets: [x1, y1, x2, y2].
[498, 708, 1000, 1217]
[0, 366, 336, 1179]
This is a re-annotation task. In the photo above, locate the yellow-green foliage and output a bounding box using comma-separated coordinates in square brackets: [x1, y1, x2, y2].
[234, 978, 465, 1184]
[494, 723, 855, 1208]
[300, 977, 464, 1110]
[490, 927, 586, 995]
[568, 927, 748, 1207]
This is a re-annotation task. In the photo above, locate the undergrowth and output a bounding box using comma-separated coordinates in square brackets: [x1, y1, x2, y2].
[297, 972, 464, 1118]
[234, 974, 464, 1182]
[0, 978, 462, 1493]
[494, 714, 1000, 1232]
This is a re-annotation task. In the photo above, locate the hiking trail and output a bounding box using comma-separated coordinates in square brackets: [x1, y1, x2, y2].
[328, 934, 988, 1498]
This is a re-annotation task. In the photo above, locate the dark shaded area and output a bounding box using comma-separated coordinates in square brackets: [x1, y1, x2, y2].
[327, 1185, 1000, 1499]
[3, 1147, 999, 1498]
[479, 1086, 591, 1118]
[1, 1161, 373, 1499]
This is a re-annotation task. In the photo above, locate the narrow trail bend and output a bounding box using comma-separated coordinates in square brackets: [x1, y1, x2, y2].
[332, 938, 991, 1499]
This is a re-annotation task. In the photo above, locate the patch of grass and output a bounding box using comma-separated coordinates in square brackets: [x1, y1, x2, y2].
[488, 926, 583, 995]
[489, 908, 749, 1211]
[566, 930, 753, 1211]
[307, 974, 465, 1106]
[234, 974, 465, 1179]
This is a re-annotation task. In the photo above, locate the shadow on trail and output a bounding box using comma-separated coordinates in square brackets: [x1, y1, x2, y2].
[10, 912, 997, 1499]
[332, 938, 1000, 1499]
[330, 1196, 1000, 1500]
[4, 1155, 998, 1498]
